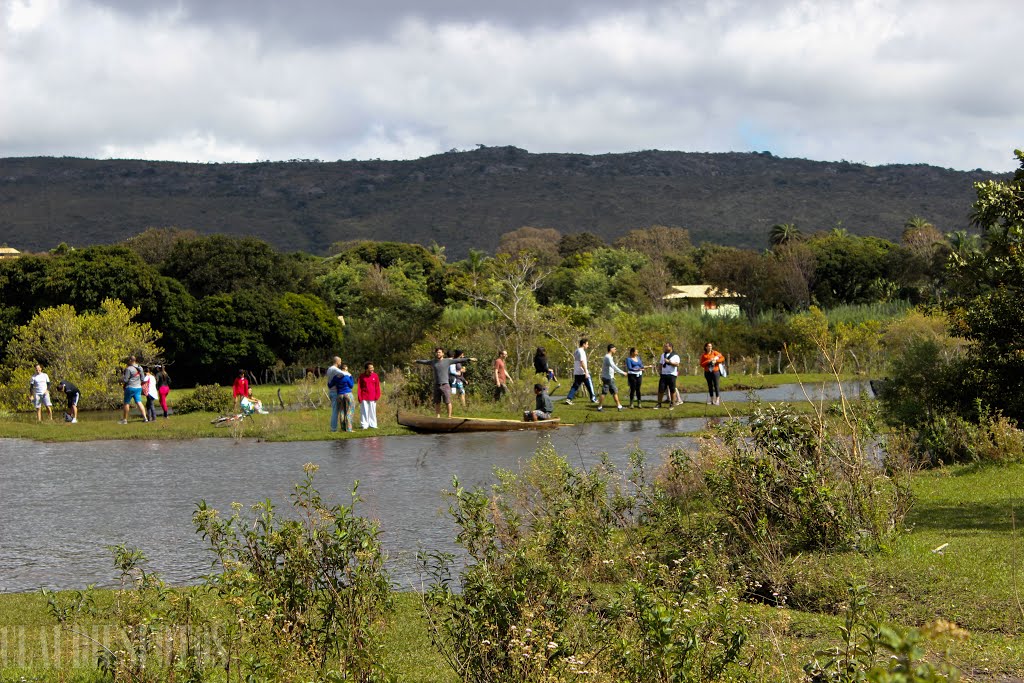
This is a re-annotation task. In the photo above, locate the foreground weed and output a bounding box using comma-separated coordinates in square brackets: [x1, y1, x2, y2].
[194, 463, 393, 683]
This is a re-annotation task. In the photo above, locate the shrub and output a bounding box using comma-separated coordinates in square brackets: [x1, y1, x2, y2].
[420, 446, 752, 683]
[907, 410, 1024, 467]
[194, 464, 393, 682]
[173, 383, 232, 414]
[688, 404, 912, 603]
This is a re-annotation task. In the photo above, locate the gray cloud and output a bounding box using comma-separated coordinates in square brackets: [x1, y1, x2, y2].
[1, 0, 1021, 171]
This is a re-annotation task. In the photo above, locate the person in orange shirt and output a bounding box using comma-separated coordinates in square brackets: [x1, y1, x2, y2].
[699, 342, 726, 405]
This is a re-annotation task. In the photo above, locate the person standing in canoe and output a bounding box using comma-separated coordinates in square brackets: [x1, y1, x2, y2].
[415, 348, 476, 418]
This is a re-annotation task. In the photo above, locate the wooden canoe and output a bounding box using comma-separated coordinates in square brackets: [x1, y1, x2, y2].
[397, 410, 561, 433]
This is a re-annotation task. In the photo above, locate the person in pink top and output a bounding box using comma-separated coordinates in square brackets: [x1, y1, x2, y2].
[357, 362, 382, 429]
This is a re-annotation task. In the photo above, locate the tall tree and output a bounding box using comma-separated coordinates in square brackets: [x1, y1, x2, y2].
[943, 149, 1024, 420]
[496, 226, 562, 266]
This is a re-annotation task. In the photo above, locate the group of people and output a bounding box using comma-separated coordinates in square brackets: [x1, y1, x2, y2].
[551, 339, 727, 409]
[119, 356, 172, 423]
[409, 339, 727, 422]
[28, 339, 726, 427]
[27, 356, 173, 424]
[326, 357, 382, 432]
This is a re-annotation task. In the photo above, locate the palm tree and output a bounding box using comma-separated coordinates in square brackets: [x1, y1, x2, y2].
[829, 226, 850, 239]
[904, 215, 934, 232]
[769, 223, 802, 247]
[945, 230, 981, 265]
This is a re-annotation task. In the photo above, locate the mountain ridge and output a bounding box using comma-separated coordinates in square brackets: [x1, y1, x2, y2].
[0, 147, 1004, 257]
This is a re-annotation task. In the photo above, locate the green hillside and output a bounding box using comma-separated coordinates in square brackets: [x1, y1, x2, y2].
[0, 146, 1004, 257]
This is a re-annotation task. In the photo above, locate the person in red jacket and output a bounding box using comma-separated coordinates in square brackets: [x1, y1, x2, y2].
[357, 362, 382, 429]
[232, 369, 250, 409]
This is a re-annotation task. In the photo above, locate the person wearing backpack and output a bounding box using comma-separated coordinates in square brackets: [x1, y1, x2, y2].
[120, 355, 149, 423]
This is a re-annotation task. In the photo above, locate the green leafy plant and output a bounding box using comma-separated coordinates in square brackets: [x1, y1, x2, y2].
[173, 383, 232, 414]
[420, 446, 751, 682]
[45, 545, 212, 683]
[193, 463, 393, 682]
[805, 584, 966, 683]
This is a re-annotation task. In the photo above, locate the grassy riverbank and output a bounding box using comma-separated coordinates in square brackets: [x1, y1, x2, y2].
[0, 373, 857, 442]
[0, 462, 1020, 681]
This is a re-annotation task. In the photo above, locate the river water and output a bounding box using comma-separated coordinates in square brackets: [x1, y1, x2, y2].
[0, 382, 865, 593]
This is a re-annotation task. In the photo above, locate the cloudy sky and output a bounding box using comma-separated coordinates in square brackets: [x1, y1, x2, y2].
[2, 0, 1021, 171]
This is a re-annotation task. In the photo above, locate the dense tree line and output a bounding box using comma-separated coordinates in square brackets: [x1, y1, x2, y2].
[0, 199, 986, 391]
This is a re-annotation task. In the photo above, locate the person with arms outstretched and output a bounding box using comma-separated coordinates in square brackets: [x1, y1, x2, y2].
[415, 348, 476, 418]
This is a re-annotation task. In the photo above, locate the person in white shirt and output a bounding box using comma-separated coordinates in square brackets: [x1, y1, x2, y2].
[564, 338, 597, 405]
[143, 367, 159, 422]
[655, 343, 680, 410]
[29, 363, 52, 421]
[596, 344, 627, 412]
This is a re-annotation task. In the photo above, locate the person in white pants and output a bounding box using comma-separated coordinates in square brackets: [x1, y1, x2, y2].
[357, 362, 382, 429]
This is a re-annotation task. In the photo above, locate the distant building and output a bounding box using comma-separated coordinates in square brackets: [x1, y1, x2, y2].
[0, 246, 21, 260]
[662, 284, 743, 317]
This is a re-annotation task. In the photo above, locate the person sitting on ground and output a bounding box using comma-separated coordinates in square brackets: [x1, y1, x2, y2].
[29, 363, 52, 422]
[239, 395, 269, 415]
[56, 379, 80, 423]
[524, 383, 554, 421]
[415, 347, 476, 418]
